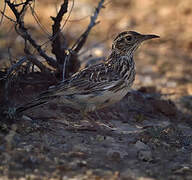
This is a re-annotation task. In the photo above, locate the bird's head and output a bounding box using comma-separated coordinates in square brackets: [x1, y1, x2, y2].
[112, 31, 159, 55]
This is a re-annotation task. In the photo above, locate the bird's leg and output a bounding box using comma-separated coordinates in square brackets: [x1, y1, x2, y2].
[66, 110, 116, 131]
[94, 110, 116, 130]
[3, 107, 17, 119]
[81, 111, 101, 130]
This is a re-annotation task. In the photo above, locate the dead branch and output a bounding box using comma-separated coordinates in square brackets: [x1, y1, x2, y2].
[72, 0, 105, 53]
[62, 50, 71, 81]
[29, 4, 50, 36]
[6, 0, 58, 69]
[59, 0, 105, 80]
[0, 9, 16, 23]
[24, 49, 51, 73]
[4, 0, 105, 81]
[51, 0, 68, 65]
[51, 0, 81, 79]
[6, 56, 27, 80]
[0, 1, 6, 27]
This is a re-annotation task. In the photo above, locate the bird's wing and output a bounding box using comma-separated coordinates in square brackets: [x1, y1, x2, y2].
[38, 62, 122, 98]
[15, 61, 124, 114]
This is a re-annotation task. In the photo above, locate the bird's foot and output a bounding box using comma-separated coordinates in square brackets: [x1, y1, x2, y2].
[65, 120, 116, 132]
[2, 107, 17, 120]
[99, 122, 117, 131]
[94, 111, 116, 129]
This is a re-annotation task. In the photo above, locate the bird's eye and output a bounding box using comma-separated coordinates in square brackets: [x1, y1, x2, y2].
[126, 35, 132, 41]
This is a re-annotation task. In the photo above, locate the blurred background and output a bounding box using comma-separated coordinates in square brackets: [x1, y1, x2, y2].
[0, 0, 192, 98]
[1, 1, 192, 179]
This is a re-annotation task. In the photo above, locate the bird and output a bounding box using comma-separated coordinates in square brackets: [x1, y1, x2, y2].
[15, 31, 159, 128]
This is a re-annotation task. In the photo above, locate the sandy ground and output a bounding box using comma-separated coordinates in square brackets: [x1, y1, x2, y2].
[0, 0, 192, 179]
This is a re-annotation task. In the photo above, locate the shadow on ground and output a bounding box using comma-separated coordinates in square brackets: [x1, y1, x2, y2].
[0, 78, 192, 180]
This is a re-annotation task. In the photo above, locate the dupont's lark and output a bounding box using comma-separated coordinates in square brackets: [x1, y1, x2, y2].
[16, 31, 159, 127]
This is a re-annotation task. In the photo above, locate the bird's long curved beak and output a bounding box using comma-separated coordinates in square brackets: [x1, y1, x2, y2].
[143, 34, 160, 40]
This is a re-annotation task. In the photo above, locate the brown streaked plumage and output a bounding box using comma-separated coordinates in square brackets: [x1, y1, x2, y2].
[16, 31, 159, 124]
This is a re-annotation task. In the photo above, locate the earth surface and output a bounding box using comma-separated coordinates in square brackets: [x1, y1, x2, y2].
[0, 0, 192, 179]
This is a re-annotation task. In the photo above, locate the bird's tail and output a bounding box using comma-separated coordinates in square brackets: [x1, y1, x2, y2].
[15, 100, 47, 114]
[15, 89, 58, 114]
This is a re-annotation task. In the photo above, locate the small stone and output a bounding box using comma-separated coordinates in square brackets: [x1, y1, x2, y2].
[95, 135, 106, 142]
[22, 115, 32, 121]
[174, 166, 191, 174]
[137, 149, 153, 162]
[107, 147, 128, 160]
[24, 145, 33, 152]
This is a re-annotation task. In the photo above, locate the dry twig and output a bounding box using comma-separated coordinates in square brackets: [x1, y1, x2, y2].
[61, 0, 105, 80]
[24, 49, 51, 73]
[51, 0, 68, 65]
[4, 0, 105, 80]
[6, 0, 58, 69]
[0, 1, 7, 27]
[72, 0, 105, 53]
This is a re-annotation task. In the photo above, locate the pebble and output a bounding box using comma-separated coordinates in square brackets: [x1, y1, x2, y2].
[137, 149, 153, 162]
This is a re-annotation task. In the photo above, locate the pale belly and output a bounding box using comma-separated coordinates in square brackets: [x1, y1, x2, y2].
[57, 85, 129, 112]
[86, 86, 129, 111]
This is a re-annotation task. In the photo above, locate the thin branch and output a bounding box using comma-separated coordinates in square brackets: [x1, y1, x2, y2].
[5, 56, 27, 80]
[24, 49, 51, 73]
[72, 0, 105, 53]
[0, 1, 6, 27]
[62, 50, 71, 81]
[103, 0, 113, 6]
[58, 0, 74, 34]
[17, 0, 32, 17]
[29, 3, 50, 36]
[51, 0, 68, 64]
[37, 0, 74, 53]
[12, 1, 30, 7]
[0, 9, 16, 23]
[17, 25, 58, 68]
[6, 0, 58, 69]
[26, 55, 50, 73]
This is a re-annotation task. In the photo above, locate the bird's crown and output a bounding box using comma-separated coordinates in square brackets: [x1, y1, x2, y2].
[112, 31, 159, 54]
